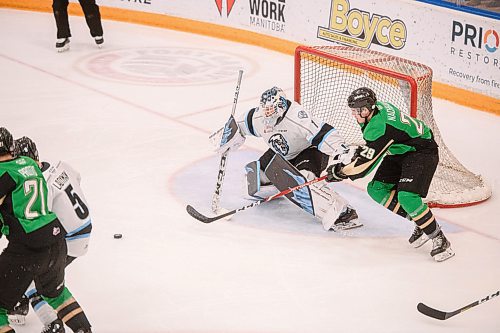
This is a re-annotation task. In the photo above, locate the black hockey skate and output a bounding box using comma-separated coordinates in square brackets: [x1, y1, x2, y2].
[56, 38, 70, 52]
[408, 226, 429, 248]
[42, 319, 65, 333]
[430, 230, 455, 262]
[332, 206, 363, 232]
[94, 36, 104, 48]
[8, 294, 29, 325]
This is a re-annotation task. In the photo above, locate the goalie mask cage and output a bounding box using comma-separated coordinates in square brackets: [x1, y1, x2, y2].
[294, 45, 491, 208]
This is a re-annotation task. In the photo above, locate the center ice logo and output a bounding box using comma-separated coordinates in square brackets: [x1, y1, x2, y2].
[77, 47, 254, 85]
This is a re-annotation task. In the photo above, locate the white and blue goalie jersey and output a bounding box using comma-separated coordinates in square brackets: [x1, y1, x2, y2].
[238, 100, 347, 160]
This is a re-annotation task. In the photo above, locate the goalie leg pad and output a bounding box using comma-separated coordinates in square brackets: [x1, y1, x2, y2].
[264, 154, 314, 215]
[264, 153, 360, 231]
[310, 182, 347, 230]
[307, 174, 362, 231]
[244, 161, 276, 199]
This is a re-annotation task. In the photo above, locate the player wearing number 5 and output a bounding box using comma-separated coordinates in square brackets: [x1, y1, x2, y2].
[9, 136, 93, 332]
[16, 137, 92, 261]
[326, 88, 454, 262]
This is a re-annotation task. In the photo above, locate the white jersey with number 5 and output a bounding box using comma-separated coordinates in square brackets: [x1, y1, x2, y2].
[42, 160, 92, 257]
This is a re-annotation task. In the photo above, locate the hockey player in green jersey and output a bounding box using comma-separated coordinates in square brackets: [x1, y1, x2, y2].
[0, 127, 93, 333]
[325, 88, 454, 262]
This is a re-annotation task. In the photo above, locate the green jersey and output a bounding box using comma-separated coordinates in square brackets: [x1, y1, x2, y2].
[344, 101, 438, 179]
[0, 156, 60, 246]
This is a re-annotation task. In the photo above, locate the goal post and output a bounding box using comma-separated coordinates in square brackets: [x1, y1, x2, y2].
[294, 45, 491, 208]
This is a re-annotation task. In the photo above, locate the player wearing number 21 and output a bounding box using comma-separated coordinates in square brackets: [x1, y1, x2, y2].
[0, 128, 92, 333]
[11, 136, 93, 332]
[326, 88, 455, 262]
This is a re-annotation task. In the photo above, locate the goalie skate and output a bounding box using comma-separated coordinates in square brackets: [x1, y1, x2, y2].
[331, 206, 362, 232]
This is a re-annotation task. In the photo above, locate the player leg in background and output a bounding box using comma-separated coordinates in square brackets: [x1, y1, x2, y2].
[52, 0, 71, 51]
[11, 223, 92, 328]
[78, 0, 104, 45]
[25, 255, 81, 330]
[36, 241, 92, 333]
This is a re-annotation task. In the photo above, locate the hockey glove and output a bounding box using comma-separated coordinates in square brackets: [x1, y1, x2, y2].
[326, 163, 347, 182]
[216, 115, 245, 155]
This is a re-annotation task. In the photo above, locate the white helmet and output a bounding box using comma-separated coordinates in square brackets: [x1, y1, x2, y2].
[260, 87, 288, 127]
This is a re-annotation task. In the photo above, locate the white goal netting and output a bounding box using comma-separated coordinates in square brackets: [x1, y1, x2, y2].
[295, 45, 491, 207]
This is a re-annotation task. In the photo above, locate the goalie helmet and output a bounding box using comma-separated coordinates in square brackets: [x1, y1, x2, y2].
[347, 87, 377, 111]
[15, 136, 39, 161]
[0, 127, 14, 155]
[260, 87, 288, 127]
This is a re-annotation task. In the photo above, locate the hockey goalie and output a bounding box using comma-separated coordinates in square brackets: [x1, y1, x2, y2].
[214, 86, 362, 232]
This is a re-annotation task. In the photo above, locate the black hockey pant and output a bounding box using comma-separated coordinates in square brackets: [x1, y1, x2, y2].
[53, 0, 103, 38]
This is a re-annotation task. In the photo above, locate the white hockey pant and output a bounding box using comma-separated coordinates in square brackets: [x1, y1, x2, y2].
[300, 170, 348, 230]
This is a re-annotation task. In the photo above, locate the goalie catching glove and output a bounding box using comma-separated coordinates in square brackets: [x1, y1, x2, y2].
[215, 115, 245, 154]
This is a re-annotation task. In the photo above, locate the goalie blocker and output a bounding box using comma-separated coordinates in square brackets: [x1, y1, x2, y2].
[246, 152, 362, 231]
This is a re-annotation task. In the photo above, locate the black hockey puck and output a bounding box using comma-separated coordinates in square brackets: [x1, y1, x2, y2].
[113, 233, 123, 239]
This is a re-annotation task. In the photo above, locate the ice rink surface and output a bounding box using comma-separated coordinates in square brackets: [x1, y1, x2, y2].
[1, 8, 499, 333]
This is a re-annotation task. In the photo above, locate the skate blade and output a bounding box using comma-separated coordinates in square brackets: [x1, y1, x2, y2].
[57, 45, 70, 53]
[331, 221, 363, 232]
[411, 235, 430, 248]
[433, 247, 455, 262]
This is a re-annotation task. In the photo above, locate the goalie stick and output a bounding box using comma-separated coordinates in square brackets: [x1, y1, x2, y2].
[187, 175, 328, 223]
[211, 69, 244, 213]
[417, 290, 499, 320]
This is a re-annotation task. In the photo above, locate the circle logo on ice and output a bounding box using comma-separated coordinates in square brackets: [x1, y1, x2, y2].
[77, 48, 255, 85]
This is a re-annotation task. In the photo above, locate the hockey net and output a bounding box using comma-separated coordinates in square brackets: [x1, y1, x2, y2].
[295, 45, 491, 207]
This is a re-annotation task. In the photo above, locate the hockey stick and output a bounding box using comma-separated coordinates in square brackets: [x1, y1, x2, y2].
[417, 290, 499, 320]
[187, 175, 328, 223]
[211, 69, 244, 213]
